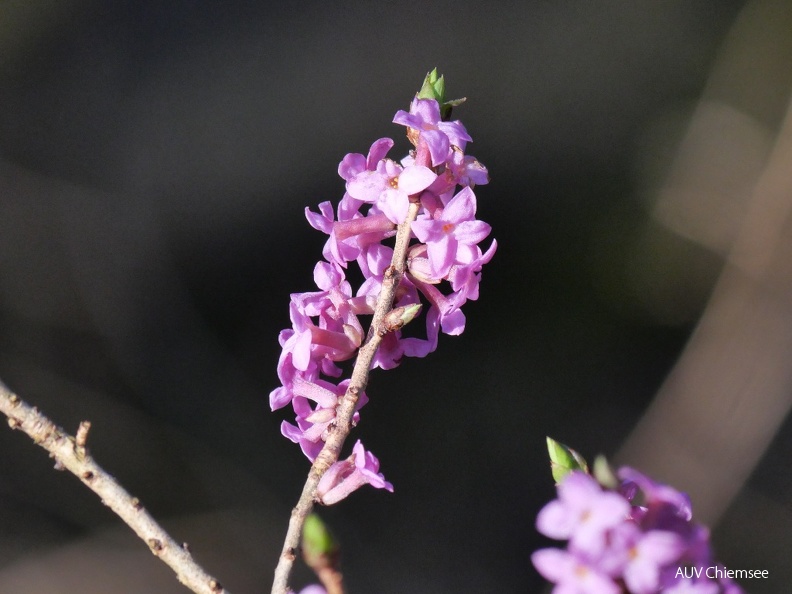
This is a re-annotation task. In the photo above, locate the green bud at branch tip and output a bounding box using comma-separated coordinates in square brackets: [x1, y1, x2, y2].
[546, 436, 589, 484]
[417, 68, 445, 102]
[416, 67, 466, 120]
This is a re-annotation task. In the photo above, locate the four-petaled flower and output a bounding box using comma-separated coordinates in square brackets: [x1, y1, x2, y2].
[411, 186, 492, 279]
[532, 548, 621, 594]
[393, 98, 472, 166]
[347, 158, 437, 224]
[316, 440, 394, 505]
[536, 470, 630, 553]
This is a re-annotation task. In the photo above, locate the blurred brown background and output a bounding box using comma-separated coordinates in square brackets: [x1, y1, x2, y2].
[1, 1, 791, 592]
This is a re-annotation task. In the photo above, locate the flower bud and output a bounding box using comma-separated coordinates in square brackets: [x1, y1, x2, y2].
[382, 303, 422, 334]
[417, 67, 445, 103]
[592, 454, 618, 489]
[416, 68, 466, 120]
[302, 513, 339, 571]
[546, 436, 588, 484]
[407, 243, 441, 284]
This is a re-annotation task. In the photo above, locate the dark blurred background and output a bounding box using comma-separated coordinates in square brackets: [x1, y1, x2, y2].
[2, 1, 791, 592]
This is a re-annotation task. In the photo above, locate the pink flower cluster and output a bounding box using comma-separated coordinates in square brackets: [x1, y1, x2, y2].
[532, 470, 744, 594]
[270, 97, 496, 503]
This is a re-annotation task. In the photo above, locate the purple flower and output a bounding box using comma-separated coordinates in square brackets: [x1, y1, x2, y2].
[620, 527, 686, 594]
[338, 137, 395, 182]
[532, 548, 620, 594]
[281, 378, 368, 461]
[619, 467, 719, 573]
[305, 201, 362, 267]
[619, 467, 693, 522]
[410, 276, 466, 336]
[347, 158, 437, 224]
[393, 98, 472, 166]
[400, 305, 440, 358]
[447, 148, 489, 187]
[536, 471, 630, 554]
[316, 440, 394, 505]
[411, 186, 492, 279]
[449, 239, 498, 302]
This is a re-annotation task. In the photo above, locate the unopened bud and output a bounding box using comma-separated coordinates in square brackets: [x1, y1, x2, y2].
[416, 67, 466, 120]
[305, 408, 336, 424]
[382, 303, 422, 334]
[592, 454, 618, 489]
[302, 513, 339, 571]
[546, 436, 589, 484]
[343, 323, 363, 347]
[417, 67, 445, 103]
[407, 255, 440, 285]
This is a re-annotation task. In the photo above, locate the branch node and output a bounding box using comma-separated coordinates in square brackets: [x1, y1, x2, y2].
[7, 417, 21, 429]
[148, 538, 164, 554]
[130, 496, 143, 510]
[81, 470, 95, 482]
[209, 578, 224, 592]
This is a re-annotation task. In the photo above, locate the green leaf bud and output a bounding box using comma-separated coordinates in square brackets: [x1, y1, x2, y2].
[546, 436, 589, 484]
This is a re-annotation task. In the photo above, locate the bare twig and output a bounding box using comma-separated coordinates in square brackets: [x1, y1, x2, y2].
[0, 378, 232, 594]
[270, 198, 423, 594]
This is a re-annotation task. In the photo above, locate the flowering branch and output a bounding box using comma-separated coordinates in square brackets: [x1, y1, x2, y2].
[0, 378, 231, 594]
[269, 69, 495, 593]
[0, 69, 495, 594]
[270, 201, 421, 594]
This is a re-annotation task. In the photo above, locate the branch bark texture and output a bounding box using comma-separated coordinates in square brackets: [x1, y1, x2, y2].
[0, 378, 232, 594]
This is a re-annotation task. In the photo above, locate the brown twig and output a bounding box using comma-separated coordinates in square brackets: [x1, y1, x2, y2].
[0, 378, 231, 594]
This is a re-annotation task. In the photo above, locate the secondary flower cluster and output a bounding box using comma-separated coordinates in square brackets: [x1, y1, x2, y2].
[270, 95, 495, 504]
[532, 469, 743, 594]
